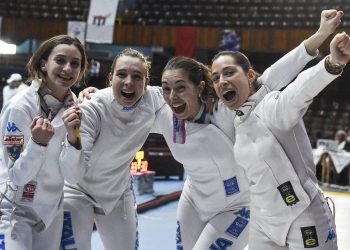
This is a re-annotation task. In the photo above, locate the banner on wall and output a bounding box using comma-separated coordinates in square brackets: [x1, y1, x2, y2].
[67, 21, 86, 44]
[175, 27, 198, 58]
[86, 0, 119, 43]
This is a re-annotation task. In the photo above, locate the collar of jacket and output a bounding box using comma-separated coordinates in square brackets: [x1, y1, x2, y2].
[235, 85, 269, 122]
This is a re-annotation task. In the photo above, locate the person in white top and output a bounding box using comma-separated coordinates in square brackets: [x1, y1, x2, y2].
[60, 48, 165, 250]
[0, 35, 87, 250]
[211, 26, 349, 250]
[2, 73, 28, 108]
[76, 9, 341, 249]
[155, 14, 339, 248]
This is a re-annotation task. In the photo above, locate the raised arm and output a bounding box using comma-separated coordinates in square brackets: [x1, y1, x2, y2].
[261, 32, 350, 131]
[260, 9, 343, 91]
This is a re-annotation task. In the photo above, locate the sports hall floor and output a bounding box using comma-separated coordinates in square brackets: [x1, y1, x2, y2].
[91, 179, 350, 250]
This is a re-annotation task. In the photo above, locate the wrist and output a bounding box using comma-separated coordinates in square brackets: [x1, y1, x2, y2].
[325, 55, 345, 75]
[31, 137, 47, 147]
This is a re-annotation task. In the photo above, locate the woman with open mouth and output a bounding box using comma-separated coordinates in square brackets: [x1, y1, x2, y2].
[59, 48, 166, 250]
[73, 9, 342, 249]
[152, 9, 342, 250]
[210, 13, 347, 250]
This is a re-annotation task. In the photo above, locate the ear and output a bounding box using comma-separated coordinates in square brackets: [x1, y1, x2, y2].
[41, 60, 47, 71]
[108, 72, 113, 86]
[247, 69, 256, 82]
[198, 80, 205, 96]
[145, 78, 150, 90]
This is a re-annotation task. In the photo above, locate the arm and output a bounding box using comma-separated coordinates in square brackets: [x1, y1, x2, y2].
[1, 108, 48, 186]
[59, 101, 101, 184]
[261, 32, 350, 130]
[260, 9, 343, 91]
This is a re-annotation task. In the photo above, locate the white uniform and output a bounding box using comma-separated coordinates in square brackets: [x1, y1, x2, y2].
[153, 105, 250, 250]
[60, 86, 165, 250]
[233, 58, 338, 249]
[0, 80, 82, 250]
[151, 41, 317, 250]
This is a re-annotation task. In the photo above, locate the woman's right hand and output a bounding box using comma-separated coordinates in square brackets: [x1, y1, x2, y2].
[78, 87, 98, 103]
[31, 116, 55, 146]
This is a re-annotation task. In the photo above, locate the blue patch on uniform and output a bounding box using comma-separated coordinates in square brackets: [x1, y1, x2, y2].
[176, 221, 184, 249]
[223, 176, 240, 196]
[7, 146, 22, 162]
[238, 208, 250, 220]
[6, 122, 21, 133]
[61, 211, 77, 250]
[0, 234, 5, 250]
[226, 216, 249, 238]
[325, 228, 336, 243]
[209, 238, 233, 250]
[122, 106, 135, 111]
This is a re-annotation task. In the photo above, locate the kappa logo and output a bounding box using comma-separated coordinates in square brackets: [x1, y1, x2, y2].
[325, 228, 336, 243]
[209, 238, 233, 250]
[6, 122, 21, 133]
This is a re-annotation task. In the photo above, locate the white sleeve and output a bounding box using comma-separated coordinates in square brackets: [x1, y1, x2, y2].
[259, 58, 339, 130]
[59, 102, 100, 183]
[1, 106, 47, 186]
[259, 41, 317, 91]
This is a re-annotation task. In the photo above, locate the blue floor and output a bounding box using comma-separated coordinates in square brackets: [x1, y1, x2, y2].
[91, 178, 184, 250]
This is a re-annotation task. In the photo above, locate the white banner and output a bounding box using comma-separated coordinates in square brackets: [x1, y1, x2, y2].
[67, 21, 86, 44]
[86, 0, 119, 44]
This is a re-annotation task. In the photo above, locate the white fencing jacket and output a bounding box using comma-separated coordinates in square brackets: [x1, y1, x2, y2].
[0, 80, 82, 227]
[233, 57, 339, 245]
[153, 105, 250, 221]
[61, 86, 165, 215]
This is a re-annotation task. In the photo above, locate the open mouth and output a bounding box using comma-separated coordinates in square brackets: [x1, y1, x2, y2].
[121, 90, 135, 99]
[223, 90, 236, 102]
[58, 75, 73, 81]
[173, 103, 186, 113]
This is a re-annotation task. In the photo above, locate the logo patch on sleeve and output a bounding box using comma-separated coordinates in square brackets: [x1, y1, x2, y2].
[301, 226, 319, 248]
[277, 181, 299, 206]
[223, 176, 240, 196]
[6, 122, 21, 133]
[3, 135, 24, 146]
[225, 216, 248, 238]
[6, 146, 22, 161]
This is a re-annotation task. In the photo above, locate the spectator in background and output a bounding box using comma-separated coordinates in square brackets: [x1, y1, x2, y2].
[2, 73, 28, 107]
[335, 129, 347, 150]
[345, 129, 350, 151]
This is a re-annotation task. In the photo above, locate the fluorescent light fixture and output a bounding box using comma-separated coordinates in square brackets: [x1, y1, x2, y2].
[0, 40, 16, 54]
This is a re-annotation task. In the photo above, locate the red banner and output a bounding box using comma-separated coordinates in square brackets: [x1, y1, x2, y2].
[175, 27, 198, 58]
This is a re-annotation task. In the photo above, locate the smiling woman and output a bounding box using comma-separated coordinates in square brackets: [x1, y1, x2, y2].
[0, 35, 88, 250]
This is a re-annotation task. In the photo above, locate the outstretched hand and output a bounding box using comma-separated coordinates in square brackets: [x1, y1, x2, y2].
[329, 32, 350, 65]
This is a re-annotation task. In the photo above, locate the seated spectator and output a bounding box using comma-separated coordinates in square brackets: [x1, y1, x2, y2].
[335, 129, 347, 150]
[2, 73, 28, 107]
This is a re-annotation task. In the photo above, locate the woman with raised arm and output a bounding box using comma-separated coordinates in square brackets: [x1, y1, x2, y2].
[211, 31, 349, 250]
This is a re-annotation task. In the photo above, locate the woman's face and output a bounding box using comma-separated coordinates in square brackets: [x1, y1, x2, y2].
[42, 44, 82, 100]
[110, 55, 148, 107]
[211, 55, 252, 110]
[162, 69, 203, 120]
